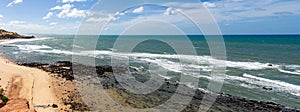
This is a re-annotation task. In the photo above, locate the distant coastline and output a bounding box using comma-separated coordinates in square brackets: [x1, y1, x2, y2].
[0, 29, 35, 40]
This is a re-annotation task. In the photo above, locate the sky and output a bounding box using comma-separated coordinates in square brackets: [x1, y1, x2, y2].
[0, 0, 300, 35]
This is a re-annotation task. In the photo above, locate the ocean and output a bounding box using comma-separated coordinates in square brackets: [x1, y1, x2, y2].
[0, 35, 299, 108]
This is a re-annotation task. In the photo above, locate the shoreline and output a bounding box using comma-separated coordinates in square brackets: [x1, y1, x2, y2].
[0, 39, 299, 111]
[19, 61, 300, 112]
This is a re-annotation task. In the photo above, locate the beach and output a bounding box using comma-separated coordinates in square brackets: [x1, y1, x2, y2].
[0, 40, 84, 111]
[0, 35, 299, 111]
[0, 54, 60, 111]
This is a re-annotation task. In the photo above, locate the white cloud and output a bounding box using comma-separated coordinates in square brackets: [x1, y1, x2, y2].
[208, 0, 300, 22]
[50, 4, 73, 10]
[132, 6, 144, 14]
[9, 20, 25, 24]
[43, 12, 54, 20]
[0, 14, 3, 18]
[4, 1, 298, 35]
[86, 17, 107, 23]
[61, 0, 86, 3]
[86, 11, 94, 16]
[0, 20, 78, 34]
[231, 0, 244, 2]
[57, 8, 86, 18]
[116, 12, 125, 16]
[163, 8, 181, 15]
[86, 14, 116, 23]
[203, 2, 217, 8]
[7, 0, 23, 7]
[165, 1, 300, 22]
[1, 20, 49, 33]
[49, 22, 58, 25]
[50, 4, 91, 18]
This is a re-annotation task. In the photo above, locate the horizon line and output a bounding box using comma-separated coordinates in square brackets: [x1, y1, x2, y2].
[28, 33, 300, 36]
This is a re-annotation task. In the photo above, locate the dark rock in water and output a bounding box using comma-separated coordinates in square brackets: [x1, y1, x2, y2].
[268, 64, 273, 67]
[22, 36, 35, 39]
[263, 86, 273, 90]
[18, 61, 74, 81]
[55, 61, 72, 67]
[2, 45, 16, 48]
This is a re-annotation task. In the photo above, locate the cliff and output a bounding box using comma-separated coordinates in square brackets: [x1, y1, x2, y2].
[0, 29, 34, 39]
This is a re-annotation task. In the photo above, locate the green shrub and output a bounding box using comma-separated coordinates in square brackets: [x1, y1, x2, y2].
[0, 94, 9, 108]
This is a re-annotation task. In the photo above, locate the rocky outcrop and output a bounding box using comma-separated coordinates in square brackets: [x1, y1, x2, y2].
[0, 29, 34, 39]
[18, 61, 300, 112]
[0, 76, 36, 112]
[0, 98, 36, 112]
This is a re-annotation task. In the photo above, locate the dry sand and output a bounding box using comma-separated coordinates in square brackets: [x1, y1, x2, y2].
[0, 53, 61, 111]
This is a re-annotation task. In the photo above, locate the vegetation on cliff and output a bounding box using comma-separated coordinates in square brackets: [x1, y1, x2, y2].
[0, 87, 9, 108]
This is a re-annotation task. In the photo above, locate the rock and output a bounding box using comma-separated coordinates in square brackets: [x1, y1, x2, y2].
[52, 104, 58, 108]
[0, 29, 35, 39]
[18, 62, 75, 81]
[268, 64, 273, 67]
[263, 86, 273, 90]
[0, 88, 4, 94]
[56, 61, 72, 67]
[18, 61, 300, 112]
[0, 98, 36, 112]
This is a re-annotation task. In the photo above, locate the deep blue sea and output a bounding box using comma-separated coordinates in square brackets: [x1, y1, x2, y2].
[0, 35, 299, 108]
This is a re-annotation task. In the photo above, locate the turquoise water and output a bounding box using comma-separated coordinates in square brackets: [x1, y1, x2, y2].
[0, 35, 299, 108]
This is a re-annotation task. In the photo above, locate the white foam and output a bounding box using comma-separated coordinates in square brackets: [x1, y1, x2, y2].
[4, 44, 300, 74]
[0, 37, 49, 45]
[4, 42, 300, 75]
[139, 58, 182, 73]
[11, 45, 77, 55]
[35, 49, 77, 55]
[278, 69, 300, 75]
[91, 51, 277, 70]
[108, 48, 117, 52]
[157, 74, 172, 80]
[243, 73, 300, 96]
[226, 61, 277, 70]
[15, 45, 52, 51]
[72, 45, 84, 49]
[277, 65, 300, 75]
[59, 50, 300, 75]
[285, 65, 300, 68]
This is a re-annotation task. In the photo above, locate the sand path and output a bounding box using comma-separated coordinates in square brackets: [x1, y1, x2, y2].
[0, 56, 60, 111]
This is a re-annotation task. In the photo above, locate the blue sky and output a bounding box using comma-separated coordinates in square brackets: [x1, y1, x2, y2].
[0, 0, 300, 35]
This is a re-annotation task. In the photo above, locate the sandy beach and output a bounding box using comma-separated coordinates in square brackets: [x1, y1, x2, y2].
[0, 45, 61, 111]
